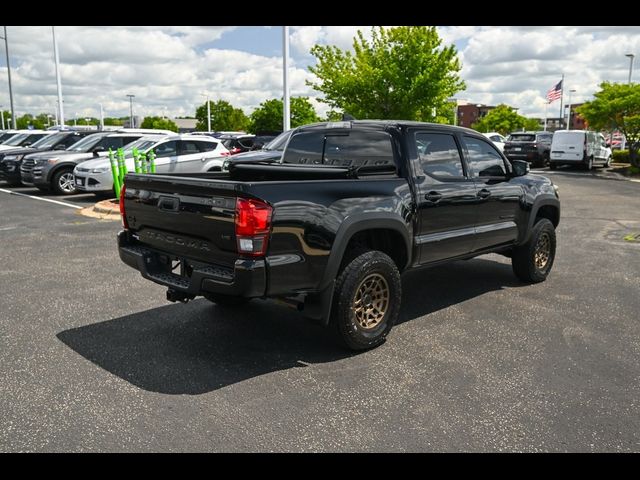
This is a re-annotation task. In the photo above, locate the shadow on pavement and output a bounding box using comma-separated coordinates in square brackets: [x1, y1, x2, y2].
[58, 257, 523, 395]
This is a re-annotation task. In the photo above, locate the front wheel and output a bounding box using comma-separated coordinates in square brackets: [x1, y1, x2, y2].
[605, 156, 612, 168]
[585, 156, 594, 171]
[52, 168, 77, 195]
[512, 218, 556, 283]
[331, 250, 401, 351]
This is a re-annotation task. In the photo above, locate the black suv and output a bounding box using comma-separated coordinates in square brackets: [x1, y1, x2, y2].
[503, 131, 553, 168]
[219, 134, 256, 155]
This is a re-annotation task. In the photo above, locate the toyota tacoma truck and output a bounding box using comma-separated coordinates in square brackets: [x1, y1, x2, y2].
[118, 121, 560, 350]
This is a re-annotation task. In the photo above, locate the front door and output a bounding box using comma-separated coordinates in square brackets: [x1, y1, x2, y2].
[412, 130, 478, 264]
[152, 140, 179, 173]
[461, 135, 523, 251]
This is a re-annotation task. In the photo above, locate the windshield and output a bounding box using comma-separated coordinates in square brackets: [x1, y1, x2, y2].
[67, 134, 106, 152]
[122, 139, 159, 157]
[264, 131, 291, 151]
[3, 133, 30, 146]
[0, 132, 17, 143]
[508, 134, 536, 142]
[553, 132, 584, 144]
[30, 133, 66, 149]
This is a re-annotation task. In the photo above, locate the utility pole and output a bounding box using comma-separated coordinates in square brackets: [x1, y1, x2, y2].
[1, 26, 17, 129]
[1, 105, 4, 130]
[99, 103, 104, 130]
[52, 26, 65, 127]
[126, 94, 135, 128]
[282, 26, 290, 131]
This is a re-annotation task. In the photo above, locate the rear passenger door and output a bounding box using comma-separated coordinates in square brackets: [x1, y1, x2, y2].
[176, 140, 205, 172]
[151, 140, 179, 173]
[412, 130, 479, 264]
[461, 135, 523, 251]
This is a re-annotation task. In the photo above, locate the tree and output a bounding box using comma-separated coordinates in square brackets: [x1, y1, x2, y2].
[472, 104, 538, 136]
[104, 117, 125, 126]
[308, 26, 465, 122]
[141, 116, 179, 132]
[577, 82, 640, 168]
[195, 100, 249, 132]
[248, 97, 320, 133]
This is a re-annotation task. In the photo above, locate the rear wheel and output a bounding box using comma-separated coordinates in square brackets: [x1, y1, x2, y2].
[331, 250, 401, 351]
[541, 152, 550, 168]
[605, 156, 612, 168]
[512, 218, 556, 283]
[549, 162, 557, 170]
[585, 156, 594, 171]
[52, 168, 77, 195]
[203, 292, 250, 307]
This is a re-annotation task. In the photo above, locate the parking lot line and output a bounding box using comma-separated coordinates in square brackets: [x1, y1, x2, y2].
[0, 188, 83, 210]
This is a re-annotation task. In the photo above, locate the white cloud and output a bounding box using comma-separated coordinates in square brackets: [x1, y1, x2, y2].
[1, 26, 640, 123]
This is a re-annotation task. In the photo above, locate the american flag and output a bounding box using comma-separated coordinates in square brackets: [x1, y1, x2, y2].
[546, 80, 563, 103]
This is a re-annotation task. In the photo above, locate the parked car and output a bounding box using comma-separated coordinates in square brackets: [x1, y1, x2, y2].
[0, 130, 55, 152]
[74, 134, 229, 195]
[0, 130, 20, 144]
[549, 130, 612, 170]
[20, 131, 154, 195]
[0, 130, 95, 186]
[218, 133, 256, 155]
[221, 129, 293, 171]
[503, 131, 553, 167]
[482, 132, 507, 152]
[117, 120, 560, 351]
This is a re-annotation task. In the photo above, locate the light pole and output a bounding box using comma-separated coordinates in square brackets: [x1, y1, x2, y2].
[201, 93, 211, 132]
[566, 89, 576, 130]
[126, 94, 135, 128]
[74, 113, 77, 126]
[1, 105, 4, 130]
[52, 26, 65, 127]
[447, 97, 458, 126]
[626, 53, 635, 84]
[282, 26, 290, 132]
[1, 26, 17, 129]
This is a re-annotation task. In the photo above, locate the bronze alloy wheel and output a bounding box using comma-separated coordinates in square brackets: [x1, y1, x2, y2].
[534, 232, 551, 270]
[352, 273, 389, 329]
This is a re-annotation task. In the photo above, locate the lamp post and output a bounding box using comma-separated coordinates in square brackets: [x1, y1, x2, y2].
[126, 94, 135, 128]
[201, 93, 211, 132]
[1, 26, 17, 129]
[447, 97, 458, 126]
[52, 26, 65, 127]
[566, 89, 576, 130]
[1, 105, 4, 130]
[282, 26, 290, 132]
[626, 53, 635, 84]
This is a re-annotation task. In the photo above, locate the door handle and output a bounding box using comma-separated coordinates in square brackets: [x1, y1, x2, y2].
[425, 191, 442, 202]
[477, 189, 491, 199]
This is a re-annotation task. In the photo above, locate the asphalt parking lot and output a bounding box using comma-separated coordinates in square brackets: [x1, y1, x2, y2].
[1, 168, 639, 452]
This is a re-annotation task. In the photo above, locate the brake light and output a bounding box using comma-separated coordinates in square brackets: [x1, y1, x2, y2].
[230, 147, 242, 155]
[220, 151, 231, 156]
[119, 184, 129, 229]
[235, 197, 272, 256]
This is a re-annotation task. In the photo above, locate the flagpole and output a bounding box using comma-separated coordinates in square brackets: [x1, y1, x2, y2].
[559, 73, 564, 128]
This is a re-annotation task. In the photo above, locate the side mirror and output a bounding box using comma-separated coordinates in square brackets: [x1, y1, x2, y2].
[23, 141, 32, 147]
[92, 145, 106, 156]
[54, 145, 66, 150]
[511, 159, 530, 177]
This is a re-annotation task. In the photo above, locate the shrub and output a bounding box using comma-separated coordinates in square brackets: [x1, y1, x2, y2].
[612, 150, 629, 163]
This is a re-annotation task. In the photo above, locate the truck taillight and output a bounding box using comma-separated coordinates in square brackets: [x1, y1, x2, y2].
[120, 184, 129, 230]
[235, 197, 272, 256]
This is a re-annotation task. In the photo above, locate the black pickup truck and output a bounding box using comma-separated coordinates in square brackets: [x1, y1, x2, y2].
[118, 121, 560, 350]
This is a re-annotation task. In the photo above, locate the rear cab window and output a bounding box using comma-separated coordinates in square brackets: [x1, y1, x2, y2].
[462, 135, 508, 178]
[282, 129, 397, 172]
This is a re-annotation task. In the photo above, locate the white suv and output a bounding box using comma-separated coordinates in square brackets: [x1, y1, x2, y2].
[73, 134, 229, 195]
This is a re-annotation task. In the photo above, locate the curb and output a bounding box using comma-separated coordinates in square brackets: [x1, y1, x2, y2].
[78, 198, 121, 221]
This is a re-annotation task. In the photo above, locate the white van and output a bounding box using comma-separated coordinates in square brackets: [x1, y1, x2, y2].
[550, 130, 612, 170]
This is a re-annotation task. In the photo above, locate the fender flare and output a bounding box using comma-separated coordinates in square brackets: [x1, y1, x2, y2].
[524, 195, 560, 242]
[318, 213, 412, 291]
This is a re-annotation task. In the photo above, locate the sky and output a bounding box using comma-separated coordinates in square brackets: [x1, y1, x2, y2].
[1, 26, 639, 123]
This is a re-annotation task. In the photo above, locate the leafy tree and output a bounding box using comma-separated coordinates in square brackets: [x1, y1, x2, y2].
[308, 26, 465, 121]
[324, 110, 343, 122]
[104, 117, 125, 126]
[141, 116, 179, 132]
[195, 100, 249, 132]
[472, 104, 539, 136]
[248, 97, 320, 133]
[578, 82, 640, 167]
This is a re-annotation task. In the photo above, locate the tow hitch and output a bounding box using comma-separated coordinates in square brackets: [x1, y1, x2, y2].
[166, 289, 195, 304]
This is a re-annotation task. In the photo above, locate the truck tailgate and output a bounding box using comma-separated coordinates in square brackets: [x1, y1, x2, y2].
[123, 174, 241, 266]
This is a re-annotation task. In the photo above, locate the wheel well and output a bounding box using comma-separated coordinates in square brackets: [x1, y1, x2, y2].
[536, 205, 559, 227]
[47, 164, 75, 183]
[342, 229, 408, 272]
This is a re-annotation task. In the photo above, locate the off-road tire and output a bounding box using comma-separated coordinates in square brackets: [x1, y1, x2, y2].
[331, 250, 401, 351]
[512, 218, 556, 283]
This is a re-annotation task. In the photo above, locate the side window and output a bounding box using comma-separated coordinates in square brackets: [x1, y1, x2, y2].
[59, 135, 81, 148]
[196, 141, 218, 152]
[154, 141, 177, 158]
[102, 137, 124, 150]
[463, 135, 507, 177]
[179, 141, 200, 155]
[282, 132, 324, 164]
[416, 132, 465, 179]
[121, 136, 141, 147]
[323, 130, 395, 167]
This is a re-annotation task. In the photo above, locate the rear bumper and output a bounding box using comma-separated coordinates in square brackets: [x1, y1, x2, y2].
[117, 230, 266, 298]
